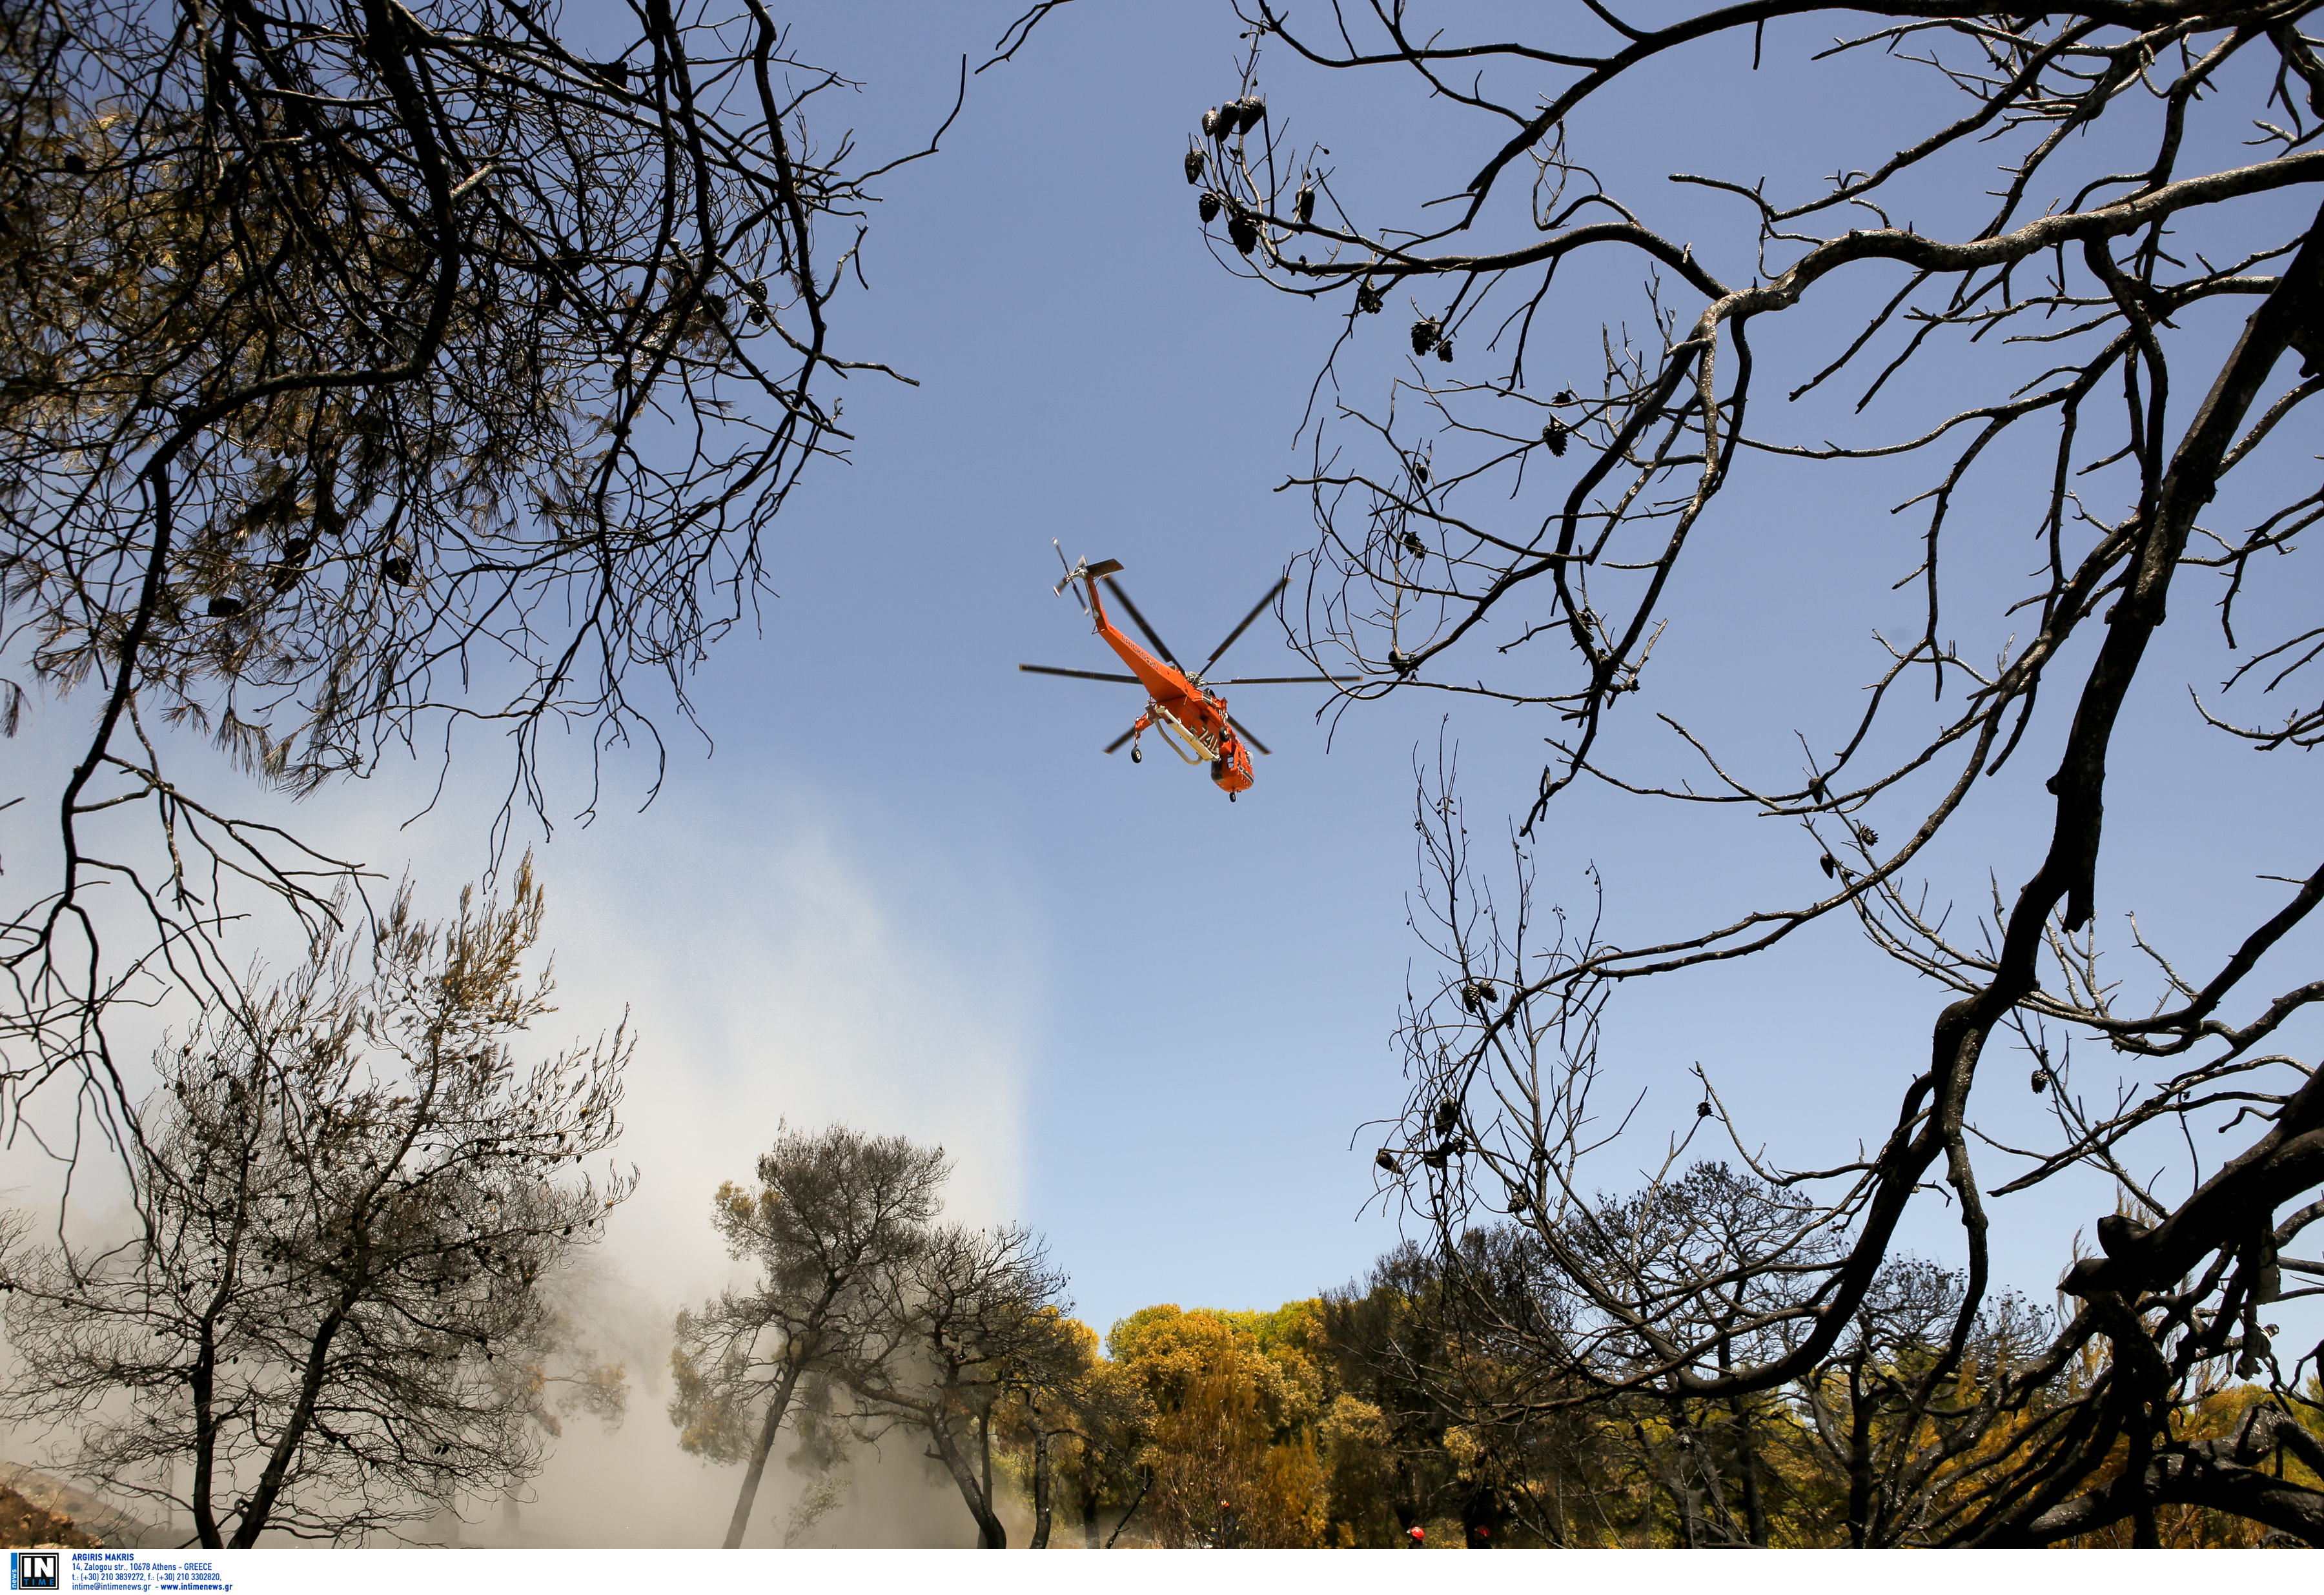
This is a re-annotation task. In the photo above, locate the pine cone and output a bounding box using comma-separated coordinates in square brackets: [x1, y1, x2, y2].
[2031, 1068, 2049, 1094]
[1411, 318, 1439, 356]
[1356, 282, 1383, 314]
[1228, 213, 1258, 254]
[1185, 148, 1206, 184]
[1294, 184, 1315, 224]
[205, 595, 246, 618]
[382, 554, 415, 586]
[1235, 97, 1267, 134]
[1199, 192, 1221, 225]
[1542, 420, 1569, 456]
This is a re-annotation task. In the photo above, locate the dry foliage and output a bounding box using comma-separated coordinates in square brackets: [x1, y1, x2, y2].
[0, 860, 634, 1546]
[1189, 0, 2324, 1546]
[0, 0, 944, 1195]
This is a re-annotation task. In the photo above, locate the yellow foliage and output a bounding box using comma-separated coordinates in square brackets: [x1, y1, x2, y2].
[1105, 1302, 1336, 1547]
[665, 1346, 753, 1465]
[1108, 1305, 1310, 1436]
[1321, 1393, 1389, 1451]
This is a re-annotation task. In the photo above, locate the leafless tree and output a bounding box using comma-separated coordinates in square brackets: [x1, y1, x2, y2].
[666, 1122, 947, 1548]
[1785, 1254, 2050, 1547]
[0, 0, 962, 1194]
[0, 858, 634, 1547]
[1533, 1163, 1831, 1549]
[1198, 1, 2324, 1545]
[843, 1221, 1074, 1549]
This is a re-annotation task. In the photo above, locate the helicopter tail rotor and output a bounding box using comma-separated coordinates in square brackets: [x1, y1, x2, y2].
[1050, 540, 1088, 611]
[1051, 540, 1125, 609]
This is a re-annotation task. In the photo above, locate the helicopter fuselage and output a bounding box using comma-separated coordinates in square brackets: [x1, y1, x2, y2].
[1085, 575, 1254, 794]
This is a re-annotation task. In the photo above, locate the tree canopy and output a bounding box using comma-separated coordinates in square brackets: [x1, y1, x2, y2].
[0, 859, 633, 1547]
[1181, 0, 2324, 1549]
[1, 0, 946, 1193]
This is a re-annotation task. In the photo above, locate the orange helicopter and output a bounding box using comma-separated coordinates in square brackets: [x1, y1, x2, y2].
[1020, 544, 1350, 800]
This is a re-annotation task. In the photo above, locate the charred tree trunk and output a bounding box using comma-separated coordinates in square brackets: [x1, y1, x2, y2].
[979, 1408, 995, 1540]
[1680, 1414, 1736, 1545]
[927, 1419, 1006, 1548]
[1844, 1352, 1875, 1550]
[1729, 1396, 1769, 1547]
[722, 1354, 811, 1549]
[1077, 1467, 1105, 1549]
[1103, 1466, 1152, 1549]
[1030, 1418, 1054, 1549]
[721, 1279, 848, 1550]
[189, 1317, 224, 1548]
[1718, 1333, 1769, 1547]
[227, 1294, 355, 1547]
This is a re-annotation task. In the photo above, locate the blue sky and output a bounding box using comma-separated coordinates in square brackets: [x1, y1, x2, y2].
[541, 0, 2320, 1337]
[12, 0, 2320, 1365]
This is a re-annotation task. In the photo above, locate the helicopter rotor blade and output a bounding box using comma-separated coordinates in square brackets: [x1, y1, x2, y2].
[1020, 664, 1141, 684]
[1228, 715, 1272, 757]
[1101, 577, 1178, 667]
[1201, 577, 1289, 673]
[1103, 725, 1139, 755]
[1216, 675, 1359, 685]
